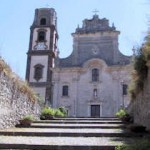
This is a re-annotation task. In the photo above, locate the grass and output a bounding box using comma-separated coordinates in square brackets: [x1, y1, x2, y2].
[22, 115, 35, 121]
[115, 139, 150, 150]
[0, 57, 38, 103]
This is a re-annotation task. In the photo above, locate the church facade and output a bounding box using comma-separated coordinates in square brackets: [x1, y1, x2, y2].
[26, 8, 131, 117]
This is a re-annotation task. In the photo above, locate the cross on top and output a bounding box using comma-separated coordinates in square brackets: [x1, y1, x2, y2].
[92, 9, 99, 15]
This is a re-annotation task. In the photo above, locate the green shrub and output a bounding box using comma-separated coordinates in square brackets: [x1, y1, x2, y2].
[115, 109, 133, 122]
[22, 115, 35, 121]
[115, 139, 150, 150]
[58, 107, 67, 116]
[54, 109, 65, 117]
[116, 109, 128, 119]
[18, 115, 35, 127]
[115, 145, 126, 150]
[40, 107, 55, 120]
[40, 106, 67, 120]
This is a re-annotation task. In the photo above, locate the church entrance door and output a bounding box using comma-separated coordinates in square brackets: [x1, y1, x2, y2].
[91, 105, 100, 118]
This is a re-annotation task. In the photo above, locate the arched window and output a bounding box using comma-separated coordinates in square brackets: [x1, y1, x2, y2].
[38, 31, 45, 42]
[40, 18, 46, 25]
[34, 64, 44, 81]
[62, 85, 69, 96]
[92, 68, 99, 82]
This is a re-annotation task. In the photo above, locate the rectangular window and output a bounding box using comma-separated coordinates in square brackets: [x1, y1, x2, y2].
[62, 85, 69, 96]
[92, 68, 99, 82]
[123, 84, 128, 95]
[34, 64, 44, 81]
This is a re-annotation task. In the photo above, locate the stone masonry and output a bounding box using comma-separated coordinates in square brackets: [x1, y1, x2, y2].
[129, 61, 150, 130]
[0, 66, 42, 129]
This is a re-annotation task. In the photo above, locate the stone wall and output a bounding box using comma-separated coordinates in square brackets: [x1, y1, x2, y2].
[0, 69, 42, 129]
[129, 64, 150, 130]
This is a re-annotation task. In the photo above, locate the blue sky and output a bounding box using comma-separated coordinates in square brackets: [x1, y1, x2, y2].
[0, 0, 149, 79]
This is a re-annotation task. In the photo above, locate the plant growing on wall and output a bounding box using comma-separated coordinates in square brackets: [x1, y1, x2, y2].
[0, 58, 12, 76]
[128, 33, 150, 100]
[19, 115, 35, 127]
[0, 57, 39, 103]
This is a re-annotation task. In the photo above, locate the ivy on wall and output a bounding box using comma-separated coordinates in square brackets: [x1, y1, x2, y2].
[128, 33, 150, 100]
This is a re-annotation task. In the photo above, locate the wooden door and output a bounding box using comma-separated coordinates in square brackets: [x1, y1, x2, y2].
[91, 105, 100, 118]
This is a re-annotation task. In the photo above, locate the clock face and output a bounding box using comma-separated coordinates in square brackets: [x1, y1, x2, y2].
[35, 42, 46, 50]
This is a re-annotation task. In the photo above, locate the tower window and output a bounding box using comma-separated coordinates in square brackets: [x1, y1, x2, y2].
[92, 68, 99, 82]
[38, 31, 45, 42]
[34, 64, 44, 81]
[62, 85, 69, 96]
[40, 18, 46, 25]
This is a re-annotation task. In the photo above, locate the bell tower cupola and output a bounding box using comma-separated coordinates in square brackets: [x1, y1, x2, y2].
[26, 8, 58, 105]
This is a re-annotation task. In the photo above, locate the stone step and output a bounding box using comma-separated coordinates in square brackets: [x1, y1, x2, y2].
[54, 117, 120, 121]
[0, 118, 145, 150]
[35, 120, 123, 124]
[0, 127, 144, 137]
[0, 135, 138, 150]
[30, 123, 126, 129]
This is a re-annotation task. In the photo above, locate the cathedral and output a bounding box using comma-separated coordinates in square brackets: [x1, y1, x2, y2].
[26, 8, 131, 117]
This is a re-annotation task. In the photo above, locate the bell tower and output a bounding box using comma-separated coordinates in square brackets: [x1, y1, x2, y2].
[26, 8, 58, 105]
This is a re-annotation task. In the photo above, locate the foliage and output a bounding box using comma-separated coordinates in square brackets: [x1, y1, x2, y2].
[58, 107, 68, 116]
[54, 109, 65, 117]
[40, 107, 55, 120]
[18, 115, 35, 127]
[116, 108, 133, 123]
[0, 58, 12, 76]
[115, 139, 150, 150]
[128, 124, 146, 133]
[40, 106, 67, 120]
[18, 80, 37, 103]
[128, 34, 150, 100]
[22, 115, 35, 121]
[115, 109, 128, 119]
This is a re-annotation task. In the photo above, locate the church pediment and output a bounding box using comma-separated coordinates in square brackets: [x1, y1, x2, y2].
[83, 58, 107, 69]
[75, 14, 117, 34]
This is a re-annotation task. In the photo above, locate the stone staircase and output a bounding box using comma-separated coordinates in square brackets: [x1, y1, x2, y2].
[0, 118, 145, 150]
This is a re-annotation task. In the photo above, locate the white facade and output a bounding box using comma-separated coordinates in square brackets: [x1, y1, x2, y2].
[52, 59, 131, 117]
[31, 28, 51, 50]
[29, 56, 48, 83]
[51, 14, 131, 117]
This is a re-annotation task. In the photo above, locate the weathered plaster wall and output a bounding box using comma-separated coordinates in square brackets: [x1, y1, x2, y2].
[0, 70, 42, 129]
[52, 58, 131, 117]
